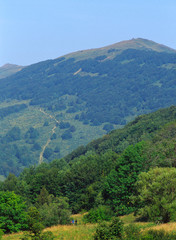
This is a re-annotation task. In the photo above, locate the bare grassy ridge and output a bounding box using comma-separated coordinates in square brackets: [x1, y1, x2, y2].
[2, 213, 176, 240]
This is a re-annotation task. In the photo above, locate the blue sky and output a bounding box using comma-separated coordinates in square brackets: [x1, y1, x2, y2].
[0, 0, 176, 66]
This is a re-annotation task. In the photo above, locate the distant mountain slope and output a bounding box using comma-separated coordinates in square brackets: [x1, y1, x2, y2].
[0, 38, 176, 177]
[0, 64, 23, 79]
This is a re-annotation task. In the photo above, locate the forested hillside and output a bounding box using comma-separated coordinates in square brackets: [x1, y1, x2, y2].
[0, 38, 176, 177]
[1, 105, 176, 214]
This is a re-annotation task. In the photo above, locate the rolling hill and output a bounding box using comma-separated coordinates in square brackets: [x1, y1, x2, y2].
[0, 38, 176, 177]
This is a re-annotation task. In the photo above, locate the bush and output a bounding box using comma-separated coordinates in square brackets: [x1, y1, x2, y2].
[94, 217, 124, 240]
[83, 205, 113, 223]
[124, 224, 141, 240]
[39, 197, 71, 227]
[94, 219, 176, 240]
[93, 222, 111, 240]
[141, 229, 176, 240]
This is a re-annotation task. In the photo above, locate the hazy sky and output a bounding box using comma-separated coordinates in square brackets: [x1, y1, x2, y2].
[0, 0, 176, 66]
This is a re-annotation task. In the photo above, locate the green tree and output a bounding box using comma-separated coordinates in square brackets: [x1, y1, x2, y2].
[0, 191, 28, 233]
[39, 197, 71, 227]
[36, 187, 50, 206]
[21, 206, 55, 240]
[2, 173, 18, 192]
[94, 217, 124, 240]
[134, 167, 176, 223]
[102, 142, 146, 215]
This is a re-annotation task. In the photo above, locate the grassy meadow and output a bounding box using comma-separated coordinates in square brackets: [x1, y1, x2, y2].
[2, 213, 176, 240]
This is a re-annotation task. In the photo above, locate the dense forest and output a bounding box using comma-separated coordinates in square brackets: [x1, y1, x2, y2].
[1, 106, 176, 237]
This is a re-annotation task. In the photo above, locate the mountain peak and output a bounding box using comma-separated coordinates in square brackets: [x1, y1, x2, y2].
[107, 38, 176, 53]
[63, 38, 176, 61]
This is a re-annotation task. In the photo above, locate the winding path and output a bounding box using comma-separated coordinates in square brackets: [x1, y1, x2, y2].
[39, 109, 60, 164]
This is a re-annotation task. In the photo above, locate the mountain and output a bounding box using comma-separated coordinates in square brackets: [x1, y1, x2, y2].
[0, 38, 176, 177]
[0, 63, 23, 79]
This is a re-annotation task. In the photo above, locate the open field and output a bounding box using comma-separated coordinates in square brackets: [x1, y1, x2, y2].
[2, 224, 97, 240]
[2, 213, 176, 240]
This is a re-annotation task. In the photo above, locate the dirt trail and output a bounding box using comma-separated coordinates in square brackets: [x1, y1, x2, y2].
[39, 109, 60, 164]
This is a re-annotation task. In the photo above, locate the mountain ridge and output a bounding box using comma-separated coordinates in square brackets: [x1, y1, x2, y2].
[62, 38, 176, 61]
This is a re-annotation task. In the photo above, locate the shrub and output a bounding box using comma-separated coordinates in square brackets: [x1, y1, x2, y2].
[141, 229, 176, 240]
[83, 205, 113, 223]
[94, 217, 124, 240]
[93, 222, 110, 240]
[39, 197, 71, 227]
[124, 224, 141, 240]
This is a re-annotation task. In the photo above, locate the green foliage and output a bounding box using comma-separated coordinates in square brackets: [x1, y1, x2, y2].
[3, 126, 21, 142]
[141, 229, 176, 240]
[124, 224, 141, 240]
[59, 121, 70, 129]
[0, 104, 27, 119]
[83, 205, 113, 223]
[61, 130, 72, 140]
[1, 45, 176, 177]
[102, 142, 146, 215]
[134, 167, 176, 223]
[3, 106, 176, 214]
[0, 229, 3, 240]
[36, 187, 50, 206]
[0, 191, 28, 233]
[93, 217, 124, 240]
[43, 147, 53, 159]
[94, 220, 176, 240]
[103, 123, 114, 133]
[39, 197, 71, 227]
[21, 207, 55, 240]
[25, 127, 39, 139]
[25, 207, 44, 237]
